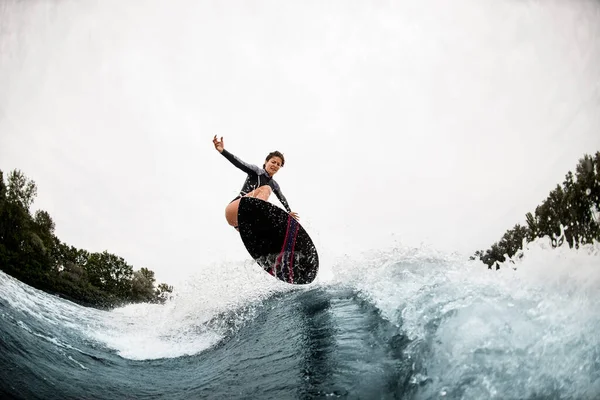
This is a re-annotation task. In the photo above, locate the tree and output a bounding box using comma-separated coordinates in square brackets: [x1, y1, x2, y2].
[0, 168, 173, 309]
[475, 151, 600, 269]
[84, 251, 134, 297]
[498, 224, 528, 258]
[34, 210, 55, 235]
[155, 283, 173, 304]
[525, 212, 537, 239]
[6, 170, 37, 211]
[0, 170, 6, 209]
[129, 268, 156, 302]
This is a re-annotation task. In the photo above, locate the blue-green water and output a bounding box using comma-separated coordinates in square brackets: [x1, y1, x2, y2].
[2, 242, 599, 399]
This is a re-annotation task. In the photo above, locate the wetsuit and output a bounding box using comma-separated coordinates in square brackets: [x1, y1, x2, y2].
[221, 149, 292, 213]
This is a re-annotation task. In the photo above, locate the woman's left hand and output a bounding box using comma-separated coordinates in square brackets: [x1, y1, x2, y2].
[212, 135, 224, 153]
[290, 211, 299, 220]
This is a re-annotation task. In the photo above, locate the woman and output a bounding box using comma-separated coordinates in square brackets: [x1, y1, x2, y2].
[213, 135, 299, 230]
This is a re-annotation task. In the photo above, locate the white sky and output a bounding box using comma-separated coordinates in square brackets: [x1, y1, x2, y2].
[1, 0, 599, 284]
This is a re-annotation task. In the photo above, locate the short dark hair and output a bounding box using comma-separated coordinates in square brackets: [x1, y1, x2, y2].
[264, 151, 285, 168]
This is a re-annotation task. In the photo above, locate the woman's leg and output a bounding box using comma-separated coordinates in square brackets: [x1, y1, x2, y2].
[225, 186, 272, 228]
[225, 198, 241, 228]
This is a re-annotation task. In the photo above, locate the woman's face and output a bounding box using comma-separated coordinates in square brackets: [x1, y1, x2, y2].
[265, 156, 283, 176]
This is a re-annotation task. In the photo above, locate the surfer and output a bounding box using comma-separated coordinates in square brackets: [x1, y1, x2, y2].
[213, 135, 299, 230]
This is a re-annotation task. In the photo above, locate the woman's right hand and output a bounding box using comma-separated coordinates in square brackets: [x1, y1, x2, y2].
[213, 135, 224, 153]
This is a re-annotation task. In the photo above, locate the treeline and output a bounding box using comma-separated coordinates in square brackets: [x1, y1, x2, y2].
[0, 169, 172, 308]
[474, 152, 600, 269]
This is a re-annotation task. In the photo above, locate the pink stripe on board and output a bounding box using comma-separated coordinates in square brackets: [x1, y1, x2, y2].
[272, 216, 293, 276]
[287, 222, 299, 283]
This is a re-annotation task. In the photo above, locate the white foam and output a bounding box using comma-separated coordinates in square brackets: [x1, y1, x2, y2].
[330, 238, 600, 397]
[91, 259, 294, 360]
[1, 260, 293, 361]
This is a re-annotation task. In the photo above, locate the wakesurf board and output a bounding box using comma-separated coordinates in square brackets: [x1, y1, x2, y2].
[238, 197, 319, 284]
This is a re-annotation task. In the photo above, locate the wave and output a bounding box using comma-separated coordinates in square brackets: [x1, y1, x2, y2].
[2, 239, 600, 399]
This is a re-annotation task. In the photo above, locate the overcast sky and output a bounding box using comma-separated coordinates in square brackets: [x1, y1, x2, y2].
[1, 0, 599, 284]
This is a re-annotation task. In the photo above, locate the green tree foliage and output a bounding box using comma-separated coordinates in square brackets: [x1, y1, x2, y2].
[475, 151, 600, 269]
[0, 170, 6, 207]
[155, 283, 174, 304]
[34, 210, 55, 235]
[85, 251, 134, 298]
[130, 267, 156, 303]
[7, 170, 37, 211]
[0, 168, 173, 308]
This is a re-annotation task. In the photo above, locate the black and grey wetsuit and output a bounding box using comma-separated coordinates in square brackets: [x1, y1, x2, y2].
[221, 149, 292, 213]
